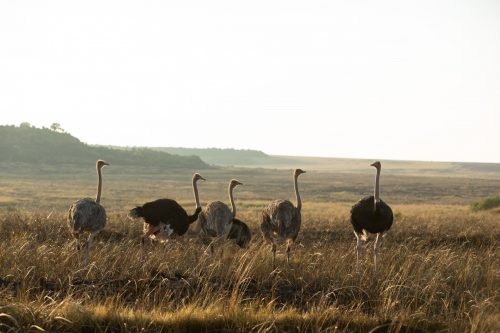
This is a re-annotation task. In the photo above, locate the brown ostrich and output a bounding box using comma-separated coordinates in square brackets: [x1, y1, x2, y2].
[198, 179, 250, 252]
[68, 159, 109, 263]
[260, 168, 305, 268]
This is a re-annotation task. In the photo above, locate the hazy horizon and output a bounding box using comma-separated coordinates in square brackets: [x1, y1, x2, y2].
[1, 1, 499, 163]
[3, 121, 499, 165]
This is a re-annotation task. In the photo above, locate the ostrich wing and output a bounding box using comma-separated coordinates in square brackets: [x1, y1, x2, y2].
[68, 198, 107, 233]
[262, 200, 299, 239]
[200, 201, 233, 237]
[135, 199, 188, 227]
[350, 195, 393, 234]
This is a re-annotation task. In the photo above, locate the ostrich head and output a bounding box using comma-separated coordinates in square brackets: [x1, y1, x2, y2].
[370, 161, 381, 170]
[294, 168, 306, 177]
[230, 179, 243, 189]
[193, 173, 206, 182]
[96, 160, 110, 169]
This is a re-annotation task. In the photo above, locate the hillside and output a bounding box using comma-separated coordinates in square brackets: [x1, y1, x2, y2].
[148, 146, 500, 179]
[150, 147, 283, 166]
[0, 125, 208, 169]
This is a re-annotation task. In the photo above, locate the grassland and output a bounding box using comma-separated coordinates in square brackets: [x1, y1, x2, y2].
[0, 163, 499, 332]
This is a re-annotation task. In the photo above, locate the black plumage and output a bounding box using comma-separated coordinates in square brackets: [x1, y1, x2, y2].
[129, 173, 205, 249]
[349, 161, 393, 271]
[350, 196, 393, 235]
[129, 199, 201, 236]
[228, 218, 252, 248]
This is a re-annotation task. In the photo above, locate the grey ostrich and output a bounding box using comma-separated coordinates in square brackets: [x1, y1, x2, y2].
[68, 159, 109, 263]
[198, 179, 244, 252]
[261, 168, 306, 268]
[350, 161, 393, 271]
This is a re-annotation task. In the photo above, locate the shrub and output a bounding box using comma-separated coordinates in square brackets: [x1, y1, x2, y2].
[470, 195, 500, 211]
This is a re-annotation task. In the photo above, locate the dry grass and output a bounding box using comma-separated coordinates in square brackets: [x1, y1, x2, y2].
[0, 166, 499, 332]
[0, 203, 498, 332]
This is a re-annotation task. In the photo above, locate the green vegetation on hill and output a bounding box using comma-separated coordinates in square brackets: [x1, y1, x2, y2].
[151, 147, 278, 166]
[470, 195, 500, 211]
[0, 125, 208, 168]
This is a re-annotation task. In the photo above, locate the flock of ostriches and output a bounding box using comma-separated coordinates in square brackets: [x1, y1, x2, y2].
[68, 160, 393, 270]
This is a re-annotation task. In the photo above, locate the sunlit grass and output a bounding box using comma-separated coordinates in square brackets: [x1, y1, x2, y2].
[0, 165, 499, 332]
[0, 202, 498, 332]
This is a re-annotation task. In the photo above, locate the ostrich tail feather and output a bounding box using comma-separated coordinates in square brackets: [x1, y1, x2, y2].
[128, 206, 143, 220]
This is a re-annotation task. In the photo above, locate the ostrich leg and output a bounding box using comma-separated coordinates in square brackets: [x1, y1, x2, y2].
[272, 243, 278, 269]
[354, 231, 364, 270]
[286, 240, 292, 264]
[73, 233, 81, 251]
[141, 224, 157, 261]
[374, 232, 383, 271]
[84, 231, 99, 264]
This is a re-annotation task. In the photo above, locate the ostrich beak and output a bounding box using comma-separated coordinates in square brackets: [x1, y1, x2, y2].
[200, 176, 206, 181]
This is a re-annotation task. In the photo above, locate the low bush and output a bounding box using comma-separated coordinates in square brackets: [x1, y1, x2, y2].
[470, 195, 500, 211]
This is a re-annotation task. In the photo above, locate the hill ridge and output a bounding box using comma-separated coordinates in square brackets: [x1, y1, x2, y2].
[0, 124, 208, 169]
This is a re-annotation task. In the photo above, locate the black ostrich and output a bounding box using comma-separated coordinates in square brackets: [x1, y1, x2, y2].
[228, 218, 252, 248]
[350, 161, 393, 270]
[128, 173, 205, 253]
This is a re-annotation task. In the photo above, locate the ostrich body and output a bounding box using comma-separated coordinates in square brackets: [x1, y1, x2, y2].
[350, 161, 393, 271]
[68, 159, 109, 262]
[129, 173, 205, 248]
[228, 218, 252, 248]
[260, 168, 305, 268]
[198, 179, 245, 250]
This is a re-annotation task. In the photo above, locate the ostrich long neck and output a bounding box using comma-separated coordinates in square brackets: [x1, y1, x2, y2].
[229, 184, 237, 218]
[96, 166, 103, 204]
[294, 174, 302, 211]
[374, 167, 381, 204]
[192, 178, 201, 209]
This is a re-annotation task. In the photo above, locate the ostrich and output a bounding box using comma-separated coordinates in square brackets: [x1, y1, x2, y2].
[228, 218, 252, 248]
[260, 168, 306, 268]
[128, 173, 205, 253]
[350, 161, 393, 271]
[68, 159, 109, 263]
[198, 179, 247, 251]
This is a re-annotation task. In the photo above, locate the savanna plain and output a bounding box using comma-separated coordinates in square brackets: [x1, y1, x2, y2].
[0, 162, 498, 332]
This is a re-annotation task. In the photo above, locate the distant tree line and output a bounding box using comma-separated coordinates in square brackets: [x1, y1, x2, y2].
[153, 147, 272, 165]
[0, 124, 208, 168]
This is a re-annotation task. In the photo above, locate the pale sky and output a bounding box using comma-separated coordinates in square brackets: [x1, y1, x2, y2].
[1, 1, 499, 163]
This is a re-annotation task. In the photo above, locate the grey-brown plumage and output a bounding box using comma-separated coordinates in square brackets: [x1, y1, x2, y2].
[260, 168, 305, 268]
[68, 160, 109, 263]
[350, 161, 393, 271]
[68, 199, 107, 234]
[198, 179, 244, 250]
